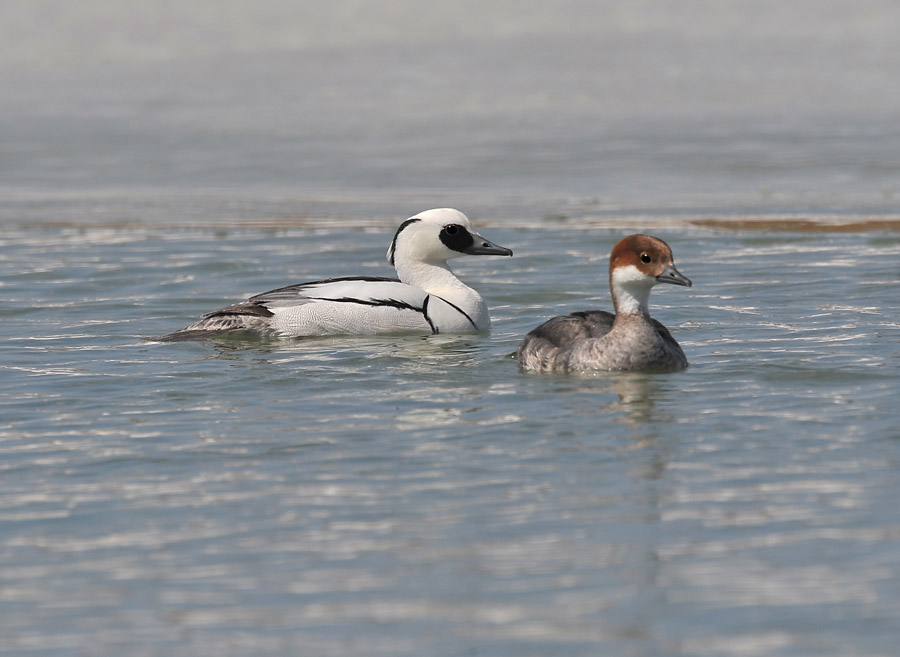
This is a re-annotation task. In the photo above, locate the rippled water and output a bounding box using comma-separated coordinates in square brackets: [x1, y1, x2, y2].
[2, 220, 900, 656]
[4, 1, 900, 654]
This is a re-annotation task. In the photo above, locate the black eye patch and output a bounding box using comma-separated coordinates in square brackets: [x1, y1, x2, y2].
[439, 224, 475, 253]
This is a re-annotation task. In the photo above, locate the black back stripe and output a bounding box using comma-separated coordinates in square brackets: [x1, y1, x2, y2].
[249, 276, 400, 301]
[311, 296, 423, 313]
[304, 294, 474, 331]
[307, 276, 399, 285]
[421, 296, 438, 334]
[311, 295, 437, 333]
[388, 218, 422, 266]
[436, 296, 478, 330]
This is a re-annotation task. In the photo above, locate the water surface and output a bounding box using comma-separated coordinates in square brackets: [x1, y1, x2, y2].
[3, 1, 900, 654]
[2, 221, 899, 656]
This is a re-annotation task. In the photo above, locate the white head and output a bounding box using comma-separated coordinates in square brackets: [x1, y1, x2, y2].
[387, 208, 513, 267]
[608, 234, 691, 315]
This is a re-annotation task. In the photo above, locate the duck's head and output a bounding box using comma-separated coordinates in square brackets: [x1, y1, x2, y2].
[387, 208, 513, 266]
[608, 234, 691, 314]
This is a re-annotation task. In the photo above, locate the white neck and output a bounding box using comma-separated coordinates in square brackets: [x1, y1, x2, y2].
[395, 258, 486, 316]
[610, 265, 654, 317]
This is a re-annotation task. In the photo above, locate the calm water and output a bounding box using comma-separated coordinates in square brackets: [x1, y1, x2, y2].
[3, 1, 900, 655]
[2, 221, 900, 656]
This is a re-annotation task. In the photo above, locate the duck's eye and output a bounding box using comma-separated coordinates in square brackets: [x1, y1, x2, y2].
[640, 253, 652, 264]
[439, 224, 475, 252]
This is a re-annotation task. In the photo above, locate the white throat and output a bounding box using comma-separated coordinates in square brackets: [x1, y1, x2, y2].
[396, 257, 489, 328]
[610, 265, 654, 316]
[396, 256, 482, 301]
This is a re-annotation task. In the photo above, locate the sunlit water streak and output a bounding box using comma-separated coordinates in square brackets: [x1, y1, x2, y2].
[1, 221, 899, 656]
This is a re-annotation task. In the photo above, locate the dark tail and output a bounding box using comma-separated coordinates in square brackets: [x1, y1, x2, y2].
[152, 328, 236, 342]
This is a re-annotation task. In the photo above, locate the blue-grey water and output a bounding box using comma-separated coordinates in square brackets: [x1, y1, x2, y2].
[3, 2, 900, 656]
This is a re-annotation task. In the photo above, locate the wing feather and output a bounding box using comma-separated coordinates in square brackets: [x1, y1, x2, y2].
[156, 276, 440, 341]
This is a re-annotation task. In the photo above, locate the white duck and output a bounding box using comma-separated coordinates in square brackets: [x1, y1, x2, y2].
[157, 208, 513, 341]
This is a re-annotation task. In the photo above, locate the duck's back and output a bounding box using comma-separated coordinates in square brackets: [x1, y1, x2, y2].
[156, 276, 485, 341]
[157, 277, 426, 341]
[516, 310, 615, 371]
